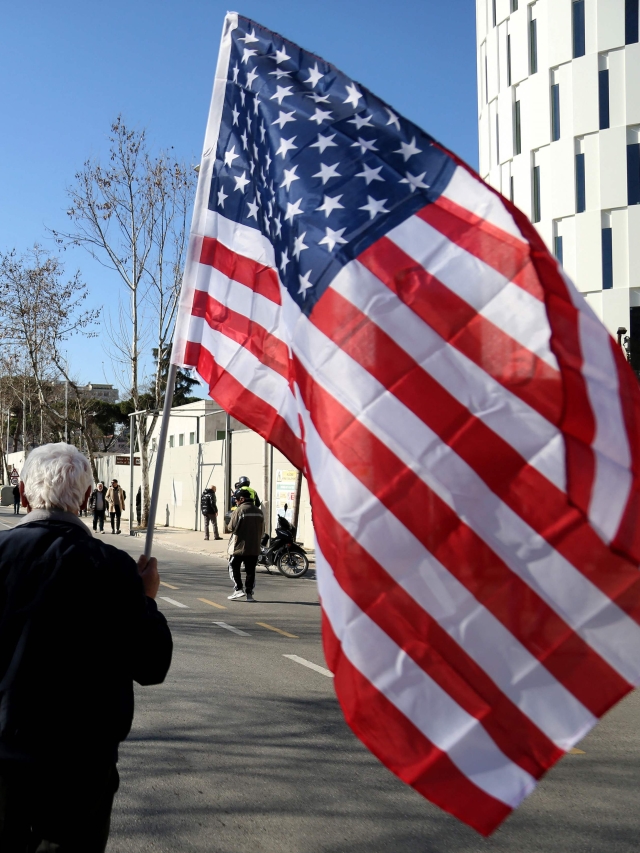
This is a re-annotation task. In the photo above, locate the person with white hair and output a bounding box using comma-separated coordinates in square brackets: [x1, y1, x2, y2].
[0, 442, 172, 852]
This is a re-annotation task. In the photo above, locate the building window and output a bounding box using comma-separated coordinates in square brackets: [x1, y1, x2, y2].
[492, 0, 497, 26]
[507, 34, 512, 86]
[602, 226, 613, 289]
[626, 0, 640, 44]
[510, 175, 514, 201]
[575, 151, 586, 212]
[628, 141, 640, 204]
[189, 431, 195, 445]
[529, 15, 538, 74]
[599, 69, 610, 129]
[511, 0, 518, 10]
[554, 235, 564, 266]
[169, 435, 174, 448]
[485, 54, 489, 103]
[216, 430, 226, 441]
[573, 0, 586, 57]
[532, 164, 541, 222]
[514, 100, 522, 154]
[551, 83, 560, 141]
[178, 434, 184, 447]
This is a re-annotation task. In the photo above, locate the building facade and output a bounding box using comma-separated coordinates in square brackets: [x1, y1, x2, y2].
[476, 0, 640, 353]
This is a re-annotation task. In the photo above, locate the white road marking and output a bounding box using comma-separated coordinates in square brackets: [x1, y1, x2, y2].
[213, 621, 251, 636]
[283, 654, 333, 678]
[159, 596, 189, 609]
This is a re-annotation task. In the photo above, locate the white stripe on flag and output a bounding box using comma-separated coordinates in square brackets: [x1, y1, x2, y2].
[442, 166, 526, 242]
[315, 543, 537, 807]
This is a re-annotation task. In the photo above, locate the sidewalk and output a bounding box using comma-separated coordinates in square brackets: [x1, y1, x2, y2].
[80, 515, 316, 564]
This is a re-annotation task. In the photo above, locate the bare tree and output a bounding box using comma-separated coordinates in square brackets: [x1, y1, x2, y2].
[53, 117, 195, 526]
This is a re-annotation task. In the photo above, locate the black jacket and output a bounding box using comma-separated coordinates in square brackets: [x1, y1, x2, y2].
[0, 512, 172, 764]
[89, 488, 107, 512]
[200, 489, 217, 515]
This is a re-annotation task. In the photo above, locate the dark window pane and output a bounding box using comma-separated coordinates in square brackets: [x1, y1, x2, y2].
[626, 0, 639, 44]
[514, 100, 521, 154]
[628, 143, 640, 204]
[573, 0, 586, 57]
[507, 35, 512, 86]
[530, 19, 538, 74]
[602, 227, 613, 289]
[510, 176, 514, 201]
[599, 69, 610, 129]
[551, 84, 561, 141]
[532, 165, 541, 222]
[511, 0, 518, 10]
[576, 152, 586, 212]
[493, 0, 497, 26]
[554, 235, 564, 266]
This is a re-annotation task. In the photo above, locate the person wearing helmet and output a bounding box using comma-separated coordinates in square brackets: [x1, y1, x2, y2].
[236, 476, 261, 508]
[227, 488, 264, 602]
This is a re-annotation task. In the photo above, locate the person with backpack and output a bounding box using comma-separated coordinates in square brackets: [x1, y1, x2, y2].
[200, 485, 222, 541]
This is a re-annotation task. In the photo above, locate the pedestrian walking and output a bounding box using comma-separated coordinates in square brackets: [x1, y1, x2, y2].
[0, 442, 172, 852]
[90, 481, 107, 534]
[136, 486, 142, 526]
[201, 484, 222, 540]
[12, 484, 20, 515]
[106, 479, 126, 534]
[228, 487, 264, 602]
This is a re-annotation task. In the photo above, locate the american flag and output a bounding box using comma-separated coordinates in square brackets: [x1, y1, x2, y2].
[172, 13, 640, 834]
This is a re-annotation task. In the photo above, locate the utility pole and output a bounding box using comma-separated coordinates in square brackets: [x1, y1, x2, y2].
[64, 380, 68, 443]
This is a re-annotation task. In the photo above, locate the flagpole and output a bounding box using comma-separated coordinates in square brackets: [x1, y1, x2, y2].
[144, 363, 178, 558]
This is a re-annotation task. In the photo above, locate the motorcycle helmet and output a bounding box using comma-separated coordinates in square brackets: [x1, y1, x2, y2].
[233, 488, 252, 502]
[238, 476, 250, 487]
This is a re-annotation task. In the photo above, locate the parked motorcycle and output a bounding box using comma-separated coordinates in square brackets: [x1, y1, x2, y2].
[257, 509, 309, 577]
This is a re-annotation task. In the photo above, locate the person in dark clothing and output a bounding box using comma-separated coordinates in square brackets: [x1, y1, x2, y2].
[136, 486, 142, 526]
[0, 443, 172, 852]
[228, 488, 264, 602]
[106, 479, 126, 534]
[11, 484, 20, 515]
[201, 485, 222, 540]
[89, 481, 107, 533]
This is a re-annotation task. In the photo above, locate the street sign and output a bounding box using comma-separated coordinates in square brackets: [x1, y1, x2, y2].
[10, 467, 18, 485]
[115, 456, 140, 466]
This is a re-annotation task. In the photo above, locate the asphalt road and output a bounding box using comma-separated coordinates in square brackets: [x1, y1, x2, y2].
[2, 507, 640, 851]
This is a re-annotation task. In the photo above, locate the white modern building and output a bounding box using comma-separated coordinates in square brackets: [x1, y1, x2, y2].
[476, 0, 640, 358]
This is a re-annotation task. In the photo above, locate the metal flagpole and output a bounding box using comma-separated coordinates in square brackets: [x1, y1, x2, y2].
[144, 363, 178, 558]
[129, 413, 135, 534]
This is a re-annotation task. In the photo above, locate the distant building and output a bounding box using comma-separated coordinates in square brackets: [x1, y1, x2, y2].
[81, 383, 119, 403]
[476, 0, 640, 343]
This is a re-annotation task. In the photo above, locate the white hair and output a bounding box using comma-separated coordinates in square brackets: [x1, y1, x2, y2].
[21, 443, 93, 513]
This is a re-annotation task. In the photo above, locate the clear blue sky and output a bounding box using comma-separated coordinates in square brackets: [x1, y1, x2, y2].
[0, 0, 478, 394]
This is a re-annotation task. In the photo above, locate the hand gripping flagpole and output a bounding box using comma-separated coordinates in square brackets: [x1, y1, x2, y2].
[144, 363, 178, 558]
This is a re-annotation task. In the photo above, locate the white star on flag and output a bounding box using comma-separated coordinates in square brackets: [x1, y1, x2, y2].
[312, 163, 341, 185]
[224, 145, 240, 167]
[246, 199, 259, 220]
[280, 166, 300, 191]
[270, 85, 294, 105]
[275, 46, 291, 64]
[356, 163, 384, 184]
[297, 270, 314, 296]
[310, 133, 338, 154]
[359, 195, 389, 219]
[217, 186, 228, 208]
[305, 63, 324, 87]
[344, 82, 363, 108]
[319, 226, 348, 251]
[233, 172, 250, 193]
[351, 137, 378, 154]
[275, 136, 297, 158]
[272, 110, 296, 130]
[241, 47, 257, 64]
[309, 108, 333, 126]
[400, 171, 430, 192]
[316, 194, 345, 217]
[395, 136, 422, 161]
[245, 67, 258, 89]
[292, 232, 308, 258]
[348, 114, 374, 130]
[284, 198, 304, 222]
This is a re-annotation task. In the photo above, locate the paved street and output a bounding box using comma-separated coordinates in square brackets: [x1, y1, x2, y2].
[2, 506, 640, 851]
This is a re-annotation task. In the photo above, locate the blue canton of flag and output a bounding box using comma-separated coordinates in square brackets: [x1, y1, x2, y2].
[209, 15, 455, 314]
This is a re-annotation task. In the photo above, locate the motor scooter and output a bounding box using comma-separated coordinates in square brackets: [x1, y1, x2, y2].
[257, 505, 309, 577]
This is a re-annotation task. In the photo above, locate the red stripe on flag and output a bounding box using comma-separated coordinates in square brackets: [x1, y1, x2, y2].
[419, 196, 544, 302]
[321, 611, 512, 836]
[293, 354, 632, 716]
[311, 486, 562, 778]
[311, 288, 640, 625]
[199, 237, 281, 305]
[191, 289, 290, 380]
[358, 237, 563, 427]
[434, 147, 599, 529]
[184, 341, 303, 470]
[610, 335, 640, 565]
